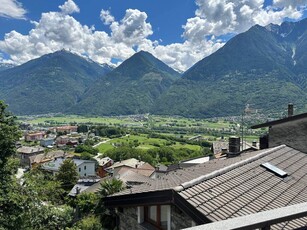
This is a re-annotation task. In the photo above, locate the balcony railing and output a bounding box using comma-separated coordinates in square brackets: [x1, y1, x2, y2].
[183, 202, 307, 230]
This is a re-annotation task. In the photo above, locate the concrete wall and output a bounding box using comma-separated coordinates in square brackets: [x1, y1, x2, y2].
[78, 162, 96, 177]
[269, 117, 307, 153]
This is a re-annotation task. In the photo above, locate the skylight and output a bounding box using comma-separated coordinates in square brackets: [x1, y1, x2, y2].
[261, 162, 288, 178]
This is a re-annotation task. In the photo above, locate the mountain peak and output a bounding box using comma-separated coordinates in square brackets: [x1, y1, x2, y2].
[115, 50, 180, 77]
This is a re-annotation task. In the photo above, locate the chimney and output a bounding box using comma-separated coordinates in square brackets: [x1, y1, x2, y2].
[227, 136, 240, 157]
[288, 103, 293, 117]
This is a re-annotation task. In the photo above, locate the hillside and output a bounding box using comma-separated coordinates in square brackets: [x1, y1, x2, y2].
[153, 18, 307, 117]
[69, 51, 180, 115]
[0, 50, 113, 115]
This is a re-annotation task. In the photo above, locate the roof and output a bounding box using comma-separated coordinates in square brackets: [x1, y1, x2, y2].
[111, 150, 263, 196]
[105, 145, 307, 229]
[93, 156, 113, 167]
[106, 158, 145, 170]
[17, 146, 45, 154]
[29, 150, 67, 164]
[251, 112, 307, 129]
[42, 158, 95, 172]
[69, 177, 101, 196]
[117, 169, 154, 184]
[181, 156, 210, 164]
[178, 145, 307, 228]
[25, 132, 44, 136]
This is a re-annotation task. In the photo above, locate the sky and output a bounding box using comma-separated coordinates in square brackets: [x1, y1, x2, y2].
[0, 0, 306, 72]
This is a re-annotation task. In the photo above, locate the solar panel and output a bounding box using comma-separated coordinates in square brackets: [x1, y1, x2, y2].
[261, 162, 288, 178]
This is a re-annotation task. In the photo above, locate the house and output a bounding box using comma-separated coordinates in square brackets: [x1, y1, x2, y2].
[29, 150, 69, 168]
[17, 146, 45, 166]
[41, 158, 96, 177]
[104, 145, 307, 230]
[251, 105, 307, 153]
[93, 156, 114, 178]
[55, 125, 78, 134]
[116, 169, 154, 186]
[40, 138, 54, 147]
[55, 135, 79, 147]
[68, 176, 102, 197]
[106, 158, 150, 177]
[25, 132, 44, 142]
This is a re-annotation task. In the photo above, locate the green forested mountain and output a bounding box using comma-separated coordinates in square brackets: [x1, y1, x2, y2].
[0, 18, 306, 117]
[68, 51, 180, 115]
[153, 18, 307, 117]
[0, 50, 113, 115]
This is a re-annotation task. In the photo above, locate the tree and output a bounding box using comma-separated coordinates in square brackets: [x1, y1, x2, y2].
[75, 192, 99, 216]
[70, 215, 102, 230]
[96, 178, 124, 229]
[98, 178, 124, 197]
[0, 101, 20, 172]
[56, 158, 79, 191]
[0, 102, 76, 229]
[0, 101, 21, 229]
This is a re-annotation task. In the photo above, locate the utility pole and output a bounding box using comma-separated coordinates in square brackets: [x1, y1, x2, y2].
[241, 111, 244, 151]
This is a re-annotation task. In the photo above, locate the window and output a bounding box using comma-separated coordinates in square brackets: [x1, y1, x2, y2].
[84, 165, 86, 170]
[79, 168, 81, 172]
[144, 205, 170, 230]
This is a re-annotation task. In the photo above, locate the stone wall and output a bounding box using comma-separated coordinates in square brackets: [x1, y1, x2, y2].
[269, 117, 307, 153]
[118, 207, 143, 230]
[171, 206, 193, 230]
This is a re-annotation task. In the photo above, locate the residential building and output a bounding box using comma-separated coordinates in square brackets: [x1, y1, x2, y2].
[104, 145, 307, 230]
[25, 132, 44, 142]
[251, 109, 307, 153]
[69, 176, 102, 197]
[93, 156, 114, 178]
[42, 158, 96, 177]
[55, 125, 78, 134]
[106, 158, 150, 177]
[17, 146, 45, 166]
[29, 150, 69, 168]
[40, 138, 54, 147]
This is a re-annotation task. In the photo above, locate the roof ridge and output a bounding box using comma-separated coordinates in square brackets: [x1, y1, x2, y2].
[173, 145, 287, 192]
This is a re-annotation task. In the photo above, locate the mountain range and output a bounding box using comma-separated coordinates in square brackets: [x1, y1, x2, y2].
[0, 18, 306, 117]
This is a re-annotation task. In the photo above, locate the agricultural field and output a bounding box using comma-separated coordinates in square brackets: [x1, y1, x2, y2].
[95, 134, 202, 153]
[19, 114, 141, 126]
[19, 114, 262, 146]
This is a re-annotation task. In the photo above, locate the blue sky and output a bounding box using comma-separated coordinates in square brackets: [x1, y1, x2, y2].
[0, 0, 306, 71]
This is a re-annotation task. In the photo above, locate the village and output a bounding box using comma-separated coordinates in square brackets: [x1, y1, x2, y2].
[8, 104, 307, 229]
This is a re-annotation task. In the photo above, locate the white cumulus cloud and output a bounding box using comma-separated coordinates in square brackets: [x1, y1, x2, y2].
[100, 9, 115, 25]
[0, 0, 27, 19]
[59, 0, 79, 15]
[110, 9, 153, 46]
[184, 0, 305, 40]
[0, 0, 306, 72]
